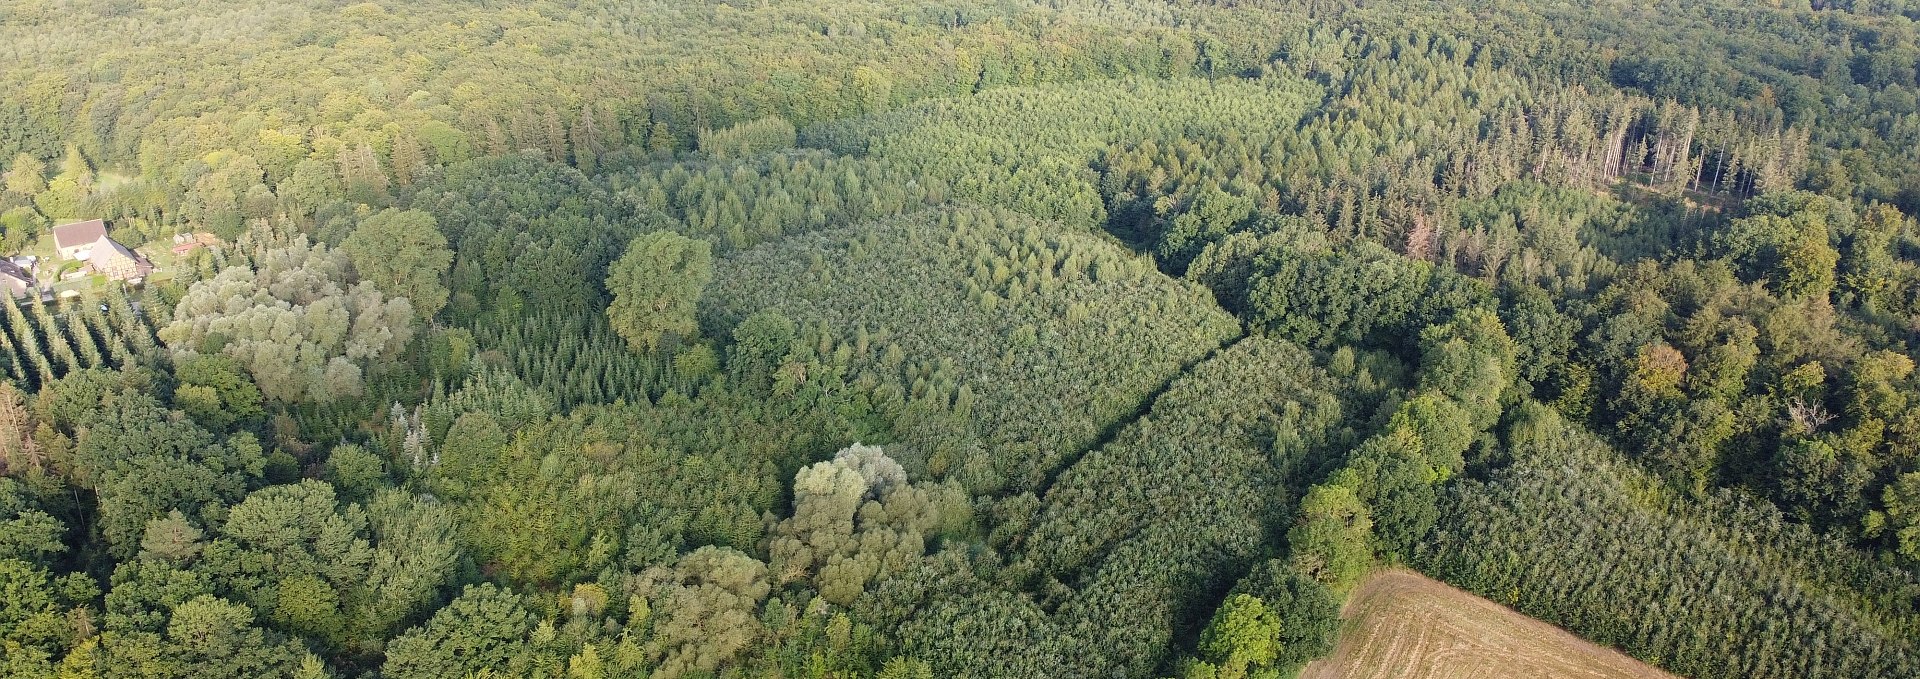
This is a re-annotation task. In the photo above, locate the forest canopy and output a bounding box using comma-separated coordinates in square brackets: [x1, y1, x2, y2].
[0, 1, 1917, 678]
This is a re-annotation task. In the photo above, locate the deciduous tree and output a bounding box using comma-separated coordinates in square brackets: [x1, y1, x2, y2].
[605, 231, 711, 355]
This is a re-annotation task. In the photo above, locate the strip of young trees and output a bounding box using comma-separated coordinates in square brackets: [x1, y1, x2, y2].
[0, 287, 158, 392]
[704, 206, 1240, 496]
[1419, 405, 1920, 678]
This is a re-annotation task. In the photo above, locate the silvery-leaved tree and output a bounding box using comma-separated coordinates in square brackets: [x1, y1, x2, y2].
[160, 234, 415, 403]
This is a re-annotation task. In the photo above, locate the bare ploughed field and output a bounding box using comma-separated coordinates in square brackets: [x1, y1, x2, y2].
[1299, 570, 1679, 679]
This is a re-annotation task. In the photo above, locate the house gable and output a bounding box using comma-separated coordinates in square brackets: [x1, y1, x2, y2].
[85, 235, 152, 281]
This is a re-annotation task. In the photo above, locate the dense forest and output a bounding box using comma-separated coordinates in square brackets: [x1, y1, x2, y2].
[1, 0, 1919, 677]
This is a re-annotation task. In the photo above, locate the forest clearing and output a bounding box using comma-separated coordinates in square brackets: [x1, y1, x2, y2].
[1301, 570, 1678, 679]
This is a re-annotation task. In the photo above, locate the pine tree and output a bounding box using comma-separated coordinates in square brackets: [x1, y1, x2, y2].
[0, 382, 41, 473]
[338, 142, 390, 204]
[484, 118, 510, 156]
[2, 293, 51, 386]
[544, 106, 568, 163]
[79, 302, 128, 368]
[649, 121, 675, 155]
[390, 131, 426, 187]
[31, 296, 78, 375]
[105, 286, 153, 357]
[571, 103, 603, 173]
[0, 320, 20, 382]
[65, 308, 101, 369]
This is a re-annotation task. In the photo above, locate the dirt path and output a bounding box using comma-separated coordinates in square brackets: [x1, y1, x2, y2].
[1299, 569, 1680, 679]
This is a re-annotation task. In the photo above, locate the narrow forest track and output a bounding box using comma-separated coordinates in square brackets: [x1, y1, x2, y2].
[1300, 569, 1678, 679]
[1025, 328, 1248, 504]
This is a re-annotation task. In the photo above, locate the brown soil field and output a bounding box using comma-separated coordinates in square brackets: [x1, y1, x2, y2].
[1298, 569, 1680, 679]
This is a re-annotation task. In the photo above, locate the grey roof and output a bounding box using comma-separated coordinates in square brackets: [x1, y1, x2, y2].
[0, 259, 31, 285]
[90, 234, 138, 262]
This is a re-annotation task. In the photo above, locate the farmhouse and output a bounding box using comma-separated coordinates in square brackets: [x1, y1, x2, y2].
[51, 219, 107, 260]
[84, 235, 152, 281]
[47, 220, 155, 281]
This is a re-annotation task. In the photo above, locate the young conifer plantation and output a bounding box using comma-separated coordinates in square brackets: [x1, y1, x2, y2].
[0, 1, 1918, 678]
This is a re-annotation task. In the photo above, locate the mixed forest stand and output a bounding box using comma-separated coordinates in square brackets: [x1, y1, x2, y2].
[0, 1, 1918, 678]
